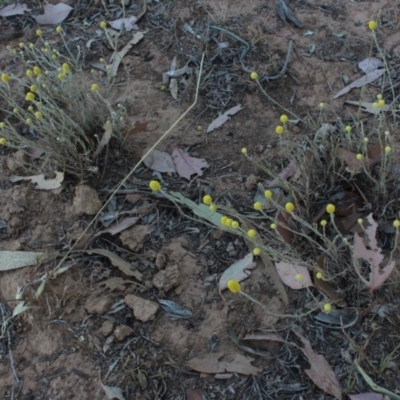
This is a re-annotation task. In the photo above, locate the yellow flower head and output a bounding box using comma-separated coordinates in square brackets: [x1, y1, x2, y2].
[57, 73, 66, 81]
[320, 219, 327, 227]
[33, 66, 41, 75]
[326, 204, 336, 214]
[393, 219, 400, 229]
[56, 26, 63, 34]
[275, 125, 284, 135]
[253, 201, 262, 211]
[250, 71, 258, 80]
[285, 202, 295, 212]
[227, 279, 241, 293]
[0, 122, 5, 128]
[25, 118, 32, 125]
[270, 223, 277, 230]
[0, 137, 6, 145]
[51, 54, 58, 61]
[100, 21, 107, 29]
[363, 137, 369, 143]
[368, 20, 377, 30]
[1, 73, 10, 83]
[62, 63, 70, 73]
[295, 274, 303, 281]
[25, 92, 35, 101]
[149, 180, 161, 191]
[225, 218, 233, 227]
[13, 108, 18, 114]
[264, 190, 272, 199]
[36, 29, 43, 37]
[247, 229, 257, 238]
[357, 218, 363, 225]
[253, 247, 261, 256]
[26, 69, 33, 77]
[19, 42, 25, 49]
[231, 220, 239, 229]
[385, 146, 391, 154]
[91, 83, 99, 91]
[196, 125, 202, 131]
[377, 99, 385, 107]
[356, 154, 363, 161]
[29, 43, 35, 49]
[316, 272, 323, 279]
[280, 114, 288, 124]
[323, 303, 332, 313]
[28, 106, 33, 111]
[203, 195, 212, 205]
[35, 111, 43, 119]
[345, 125, 352, 133]
[209, 204, 217, 212]
[30, 85, 38, 93]
[319, 102, 325, 109]
[221, 216, 228, 226]
[241, 147, 248, 155]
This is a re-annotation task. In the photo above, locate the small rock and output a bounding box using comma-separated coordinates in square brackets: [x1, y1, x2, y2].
[71, 185, 102, 216]
[125, 294, 159, 322]
[144, 280, 153, 289]
[212, 230, 223, 239]
[99, 320, 114, 337]
[245, 174, 258, 190]
[152, 264, 180, 292]
[114, 324, 134, 341]
[120, 225, 155, 252]
[155, 253, 166, 269]
[85, 295, 112, 315]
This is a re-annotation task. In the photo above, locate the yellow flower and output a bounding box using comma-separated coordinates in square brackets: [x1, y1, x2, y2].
[29, 43, 35, 49]
[368, 20, 377, 30]
[326, 204, 335, 214]
[372, 102, 379, 108]
[356, 154, 363, 161]
[241, 147, 248, 154]
[30, 85, 38, 92]
[323, 303, 332, 313]
[285, 202, 295, 212]
[385, 146, 391, 154]
[225, 218, 233, 227]
[250, 71, 258, 80]
[280, 114, 288, 124]
[203, 195, 212, 205]
[196, 125, 202, 131]
[209, 204, 217, 212]
[1, 73, 10, 83]
[320, 219, 327, 227]
[35, 112, 43, 119]
[57, 73, 66, 80]
[270, 223, 277, 230]
[316, 272, 323, 279]
[91, 83, 99, 91]
[247, 229, 257, 238]
[393, 220, 400, 228]
[221, 216, 228, 226]
[62, 63, 70, 73]
[253, 247, 261, 256]
[227, 279, 241, 293]
[25, 118, 32, 125]
[19, 42, 25, 48]
[377, 94, 382, 100]
[149, 180, 161, 191]
[51, 54, 58, 61]
[0, 122, 5, 128]
[345, 125, 352, 133]
[26, 69, 33, 77]
[36, 29, 43, 37]
[357, 218, 363, 225]
[295, 274, 303, 281]
[28, 106, 33, 111]
[275, 125, 284, 135]
[319, 102, 325, 108]
[56, 26, 63, 34]
[363, 137, 369, 143]
[100, 21, 107, 28]
[377, 99, 385, 107]
[253, 201, 262, 211]
[13, 108, 18, 114]
[0, 137, 6, 145]
[25, 92, 35, 101]
[231, 221, 239, 229]
[264, 190, 272, 199]
[33, 66, 41, 75]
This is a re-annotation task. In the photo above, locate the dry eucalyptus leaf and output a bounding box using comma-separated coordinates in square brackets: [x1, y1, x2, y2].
[265, 159, 297, 188]
[0, 251, 58, 271]
[10, 171, 64, 190]
[207, 104, 243, 133]
[172, 147, 209, 180]
[358, 57, 383, 73]
[94, 121, 112, 157]
[143, 148, 176, 173]
[218, 253, 256, 293]
[108, 16, 138, 31]
[109, 31, 144, 77]
[87, 249, 143, 281]
[169, 78, 178, 99]
[185, 352, 260, 375]
[101, 384, 125, 400]
[332, 69, 385, 99]
[275, 262, 313, 289]
[35, 3, 72, 24]
[0, 3, 30, 17]
[353, 214, 394, 291]
[294, 330, 342, 399]
[96, 217, 139, 236]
